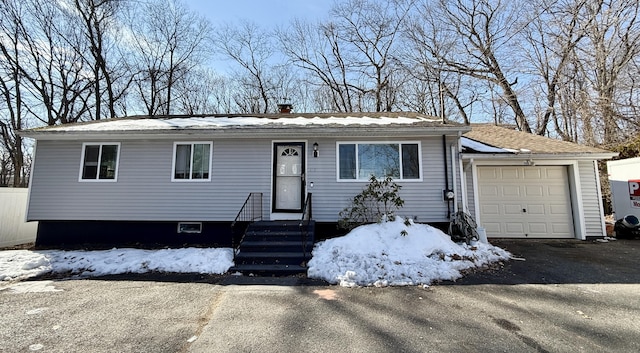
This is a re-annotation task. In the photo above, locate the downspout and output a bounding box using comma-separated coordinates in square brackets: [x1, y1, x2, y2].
[451, 143, 458, 214]
[458, 135, 468, 213]
[442, 135, 451, 218]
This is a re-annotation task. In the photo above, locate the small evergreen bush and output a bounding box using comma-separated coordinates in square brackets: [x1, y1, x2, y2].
[338, 176, 405, 230]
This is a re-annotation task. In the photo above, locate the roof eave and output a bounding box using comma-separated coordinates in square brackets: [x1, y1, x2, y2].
[19, 124, 471, 140]
[461, 152, 618, 160]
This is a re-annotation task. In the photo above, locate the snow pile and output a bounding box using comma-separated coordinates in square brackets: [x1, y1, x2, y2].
[0, 251, 52, 281]
[2, 220, 510, 287]
[308, 217, 511, 287]
[1, 248, 233, 281]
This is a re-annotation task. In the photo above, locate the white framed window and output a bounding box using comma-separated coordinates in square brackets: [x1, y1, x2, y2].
[337, 141, 422, 181]
[79, 142, 121, 182]
[172, 142, 213, 181]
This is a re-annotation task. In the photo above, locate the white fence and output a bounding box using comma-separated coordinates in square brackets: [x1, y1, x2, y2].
[0, 188, 37, 247]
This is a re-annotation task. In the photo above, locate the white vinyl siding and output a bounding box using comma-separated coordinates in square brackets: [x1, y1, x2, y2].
[578, 160, 607, 238]
[28, 139, 271, 221]
[27, 136, 460, 224]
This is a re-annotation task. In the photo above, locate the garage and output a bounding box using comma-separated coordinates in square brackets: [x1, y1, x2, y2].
[477, 166, 574, 238]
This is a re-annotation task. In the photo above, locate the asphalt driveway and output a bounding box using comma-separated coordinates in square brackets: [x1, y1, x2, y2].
[1, 239, 638, 353]
[454, 238, 640, 285]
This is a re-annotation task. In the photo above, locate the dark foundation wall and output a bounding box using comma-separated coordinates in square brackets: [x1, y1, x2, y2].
[35, 220, 454, 249]
[35, 221, 235, 249]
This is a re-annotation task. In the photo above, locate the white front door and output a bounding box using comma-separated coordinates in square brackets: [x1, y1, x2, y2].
[273, 142, 305, 212]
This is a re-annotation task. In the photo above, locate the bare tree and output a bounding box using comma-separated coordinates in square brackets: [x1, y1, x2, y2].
[414, 0, 531, 131]
[278, 0, 411, 112]
[582, 0, 640, 144]
[126, 0, 212, 116]
[278, 19, 360, 112]
[213, 21, 279, 114]
[0, 0, 96, 185]
[68, 0, 128, 120]
[174, 68, 223, 115]
[0, 0, 26, 186]
[403, 6, 479, 123]
[329, 0, 414, 112]
[521, 0, 594, 138]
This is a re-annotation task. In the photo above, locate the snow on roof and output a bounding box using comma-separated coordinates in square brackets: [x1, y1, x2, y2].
[25, 113, 451, 134]
[461, 136, 509, 153]
[464, 124, 613, 155]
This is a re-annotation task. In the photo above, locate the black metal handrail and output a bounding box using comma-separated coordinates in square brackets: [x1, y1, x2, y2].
[231, 193, 263, 259]
[299, 192, 313, 261]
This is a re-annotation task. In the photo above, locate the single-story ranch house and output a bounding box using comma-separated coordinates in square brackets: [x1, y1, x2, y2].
[19, 112, 616, 249]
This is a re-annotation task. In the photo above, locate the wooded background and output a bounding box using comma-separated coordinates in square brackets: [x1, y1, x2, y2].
[2, 0, 639, 188]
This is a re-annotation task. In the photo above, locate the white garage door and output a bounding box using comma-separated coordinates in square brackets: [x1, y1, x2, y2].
[477, 166, 574, 238]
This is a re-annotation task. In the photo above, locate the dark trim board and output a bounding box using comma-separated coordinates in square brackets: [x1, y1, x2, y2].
[35, 220, 456, 249]
[35, 221, 234, 249]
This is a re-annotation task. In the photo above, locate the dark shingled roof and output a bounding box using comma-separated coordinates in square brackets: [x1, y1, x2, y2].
[464, 124, 612, 154]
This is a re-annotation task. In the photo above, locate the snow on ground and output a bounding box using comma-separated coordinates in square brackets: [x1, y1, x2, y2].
[0, 248, 233, 282]
[1, 218, 511, 287]
[308, 217, 511, 287]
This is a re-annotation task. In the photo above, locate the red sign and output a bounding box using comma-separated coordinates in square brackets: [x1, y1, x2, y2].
[630, 179, 640, 200]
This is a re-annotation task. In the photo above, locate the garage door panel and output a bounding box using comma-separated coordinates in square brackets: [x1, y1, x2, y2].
[478, 166, 574, 239]
[547, 185, 567, 196]
[546, 167, 565, 179]
[502, 185, 521, 196]
[504, 205, 524, 215]
[505, 223, 525, 233]
[478, 168, 499, 179]
[528, 223, 548, 234]
[526, 204, 545, 214]
[524, 168, 543, 179]
[524, 185, 544, 197]
[500, 168, 520, 179]
[479, 185, 498, 197]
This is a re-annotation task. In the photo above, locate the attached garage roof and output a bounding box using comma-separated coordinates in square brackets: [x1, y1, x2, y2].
[463, 124, 616, 157]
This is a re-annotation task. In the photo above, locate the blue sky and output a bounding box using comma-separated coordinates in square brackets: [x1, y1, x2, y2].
[188, 0, 332, 27]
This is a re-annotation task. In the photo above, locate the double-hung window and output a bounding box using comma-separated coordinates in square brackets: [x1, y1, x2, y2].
[79, 143, 120, 181]
[172, 142, 212, 181]
[337, 142, 421, 181]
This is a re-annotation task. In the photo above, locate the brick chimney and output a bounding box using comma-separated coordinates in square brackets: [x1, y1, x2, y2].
[277, 103, 293, 114]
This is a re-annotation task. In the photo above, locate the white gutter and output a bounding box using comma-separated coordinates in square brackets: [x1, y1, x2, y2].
[461, 152, 618, 161]
[19, 125, 471, 141]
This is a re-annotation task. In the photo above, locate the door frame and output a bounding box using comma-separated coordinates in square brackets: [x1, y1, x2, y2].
[270, 140, 307, 218]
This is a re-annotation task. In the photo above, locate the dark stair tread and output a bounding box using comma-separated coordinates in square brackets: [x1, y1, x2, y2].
[230, 264, 307, 273]
[236, 251, 307, 258]
[232, 220, 315, 276]
[252, 220, 314, 226]
[244, 234, 314, 240]
[240, 240, 312, 246]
